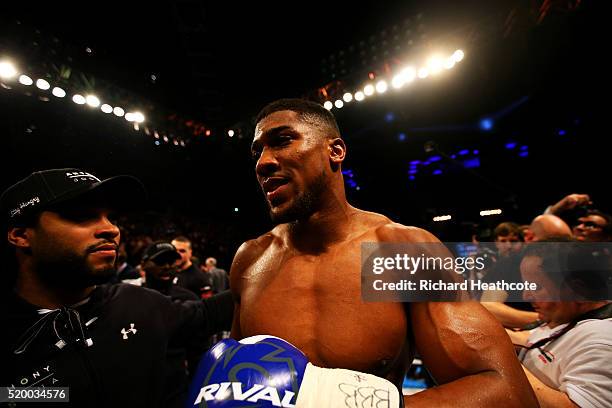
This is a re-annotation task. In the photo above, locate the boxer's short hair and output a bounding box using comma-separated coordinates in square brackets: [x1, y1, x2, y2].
[255, 98, 341, 139]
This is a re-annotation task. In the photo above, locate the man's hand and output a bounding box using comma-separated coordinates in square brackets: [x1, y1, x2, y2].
[548, 194, 591, 215]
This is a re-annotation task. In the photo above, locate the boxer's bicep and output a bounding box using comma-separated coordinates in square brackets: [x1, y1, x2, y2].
[410, 302, 518, 383]
[228, 238, 265, 340]
[229, 241, 249, 339]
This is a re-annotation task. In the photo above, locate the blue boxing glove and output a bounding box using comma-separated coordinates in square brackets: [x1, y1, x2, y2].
[186, 335, 401, 408]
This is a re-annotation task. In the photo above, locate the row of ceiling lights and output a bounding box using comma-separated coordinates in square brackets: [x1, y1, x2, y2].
[0, 59, 146, 123]
[323, 49, 464, 110]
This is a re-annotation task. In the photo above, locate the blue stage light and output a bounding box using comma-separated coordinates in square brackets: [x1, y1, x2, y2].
[479, 118, 494, 131]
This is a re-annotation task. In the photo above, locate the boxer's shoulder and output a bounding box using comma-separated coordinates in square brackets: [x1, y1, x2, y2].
[372, 219, 441, 243]
[319, 208, 442, 246]
[230, 231, 282, 293]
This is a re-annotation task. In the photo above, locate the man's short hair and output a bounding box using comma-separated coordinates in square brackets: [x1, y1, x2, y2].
[522, 237, 610, 300]
[172, 236, 191, 247]
[205, 257, 217, 267]
[493, 222, 523, 240]
[255, 98, 341, 140]
[586, 209, 612, 237]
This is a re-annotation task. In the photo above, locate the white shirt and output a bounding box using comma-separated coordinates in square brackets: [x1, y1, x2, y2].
[519, 318, 612, 408]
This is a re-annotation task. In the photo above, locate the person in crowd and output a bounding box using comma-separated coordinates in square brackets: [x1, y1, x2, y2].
[171, 236, 211, 297]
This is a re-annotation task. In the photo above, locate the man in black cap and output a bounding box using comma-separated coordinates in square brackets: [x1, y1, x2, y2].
[137, 241, 199, 302]
[137, 241, 207, 403]
[0, 168, 233, 407]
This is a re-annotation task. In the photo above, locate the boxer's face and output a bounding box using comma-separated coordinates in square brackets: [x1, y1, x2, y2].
[253, 110, 329, 223]
[16, 205, 120, 288]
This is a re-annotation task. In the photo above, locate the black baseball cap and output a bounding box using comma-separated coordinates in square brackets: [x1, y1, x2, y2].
[142, 241, 181, 264]
[0, 168, 146, 224]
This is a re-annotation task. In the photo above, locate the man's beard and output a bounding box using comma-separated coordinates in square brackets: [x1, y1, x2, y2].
[145, 274, 174, 294]
[34, 250, 116, 289]
[268, 172, 327, 225]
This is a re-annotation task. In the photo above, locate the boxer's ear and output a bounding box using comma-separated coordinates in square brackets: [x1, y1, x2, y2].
[8, 227, 32, 249]
[328, 138, 346, 164]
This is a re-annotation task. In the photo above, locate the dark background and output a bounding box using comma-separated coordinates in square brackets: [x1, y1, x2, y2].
[0, 0, 607, 266]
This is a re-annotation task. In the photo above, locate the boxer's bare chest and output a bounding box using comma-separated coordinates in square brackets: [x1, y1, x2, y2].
[238, 232, 411, 378]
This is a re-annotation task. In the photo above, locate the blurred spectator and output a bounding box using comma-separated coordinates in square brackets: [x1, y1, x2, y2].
[133, 242, 197, 300]
[544, 193, 612, 241]
[171, 236, 211, 297]
[494, 222, 524, 258]
[203, 257, 229, 294]
[572, 209, 612, 242]
[509, 243, 612, 408]
[524, 214, 572, 242]
[109, 242, 139, 283]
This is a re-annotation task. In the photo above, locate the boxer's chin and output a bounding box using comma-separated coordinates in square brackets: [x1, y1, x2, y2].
[267, 172, 326, 225]
[269, 192, 315, 225]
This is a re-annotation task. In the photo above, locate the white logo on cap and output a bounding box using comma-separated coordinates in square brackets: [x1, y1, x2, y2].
[9, 196, 41, 218]
[65, 172, 101, 183]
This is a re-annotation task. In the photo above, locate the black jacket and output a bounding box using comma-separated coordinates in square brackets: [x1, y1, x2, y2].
[0, 283, 233, 407]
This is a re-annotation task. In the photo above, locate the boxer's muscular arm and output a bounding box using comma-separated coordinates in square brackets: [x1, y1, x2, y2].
[229, 241, 249, 339]
[229, 236, 270, 339]
[408, 302, 538, 407]
[380, 225, 538, 407]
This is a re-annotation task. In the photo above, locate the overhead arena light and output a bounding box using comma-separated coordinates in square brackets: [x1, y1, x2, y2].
[480, 209, 502, 216]
[125, 112, 135, 122]
[375, 80, 388, 94]
[391, 74, 405, 89]
[334, 99, 344, 109]
[400, 67, 416, 83]
[113, 106, 125, 117]
[444, 57, 456, 70]
[228, 129, 235, 137]
[452, 49, 464, 62]
[325, 50, 464, 110]
[427, 55, 444, 75]
[86, 94, 100, 107]
[0, 61, 17, 79]
[18, 75, 33, 86]
[417, 67, 429, 79]
[433, 215, 452, 222]
[132, 111, 145, 123]
[72, 94, 86, 104]
[52, 87, 66, 98]
[36, 79, 50, 90]
[101, 104, 113, 113]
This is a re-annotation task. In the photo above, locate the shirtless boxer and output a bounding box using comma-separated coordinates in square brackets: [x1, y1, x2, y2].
[229, 99, 537, 406]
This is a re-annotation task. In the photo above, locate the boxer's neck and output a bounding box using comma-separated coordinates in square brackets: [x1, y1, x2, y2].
[288, 200, 357, 249]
